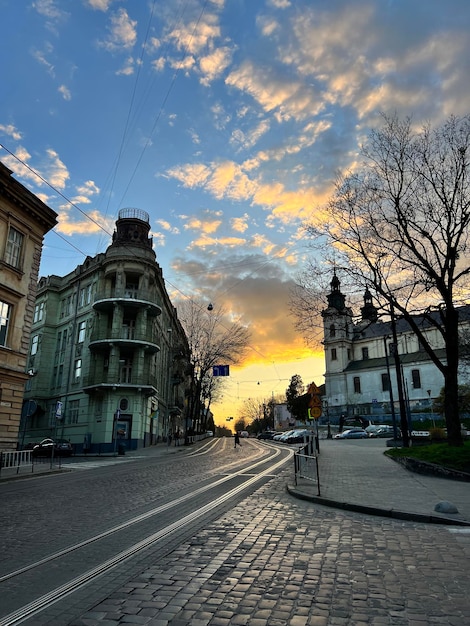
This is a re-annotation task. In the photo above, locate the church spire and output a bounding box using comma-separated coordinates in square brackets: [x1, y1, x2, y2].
[326, 270, 346, 311]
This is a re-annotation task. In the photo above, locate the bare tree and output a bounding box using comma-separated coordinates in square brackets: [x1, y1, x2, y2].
[178, 300, 250, 436]
[304, 114, 470, 446]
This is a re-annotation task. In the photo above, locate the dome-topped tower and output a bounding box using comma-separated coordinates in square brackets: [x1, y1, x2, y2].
[326, 270, 346, 311]
[111, 208, 153, 250]
[361, 288, 378, 323]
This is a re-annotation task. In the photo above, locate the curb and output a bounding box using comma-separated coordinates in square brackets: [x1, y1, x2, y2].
[286, 484, 470, 526]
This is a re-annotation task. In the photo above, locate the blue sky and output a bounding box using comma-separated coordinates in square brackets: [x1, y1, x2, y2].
[1, 0, 469, 423]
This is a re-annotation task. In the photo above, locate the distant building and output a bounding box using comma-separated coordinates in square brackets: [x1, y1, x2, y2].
[23, 208, 191, 453]
[0, 162, 57, 450]
[322, 272, 470, 425]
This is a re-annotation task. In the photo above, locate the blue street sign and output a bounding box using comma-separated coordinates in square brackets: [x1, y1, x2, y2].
[213, 365, 230, 376]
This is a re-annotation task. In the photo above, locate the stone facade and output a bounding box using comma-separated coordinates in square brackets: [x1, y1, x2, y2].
[0, 162, 57, 450]
[322, 273, 470, 424]
[23, 208, 191, 453]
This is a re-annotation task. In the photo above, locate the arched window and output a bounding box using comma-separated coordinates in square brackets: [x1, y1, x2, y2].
[329, 323, 336, 338]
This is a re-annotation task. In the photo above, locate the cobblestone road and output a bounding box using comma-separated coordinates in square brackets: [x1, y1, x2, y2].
[69, 463, 470, 626]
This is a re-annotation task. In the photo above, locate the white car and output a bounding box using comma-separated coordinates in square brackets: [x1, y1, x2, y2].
[334, 428, 368, 439]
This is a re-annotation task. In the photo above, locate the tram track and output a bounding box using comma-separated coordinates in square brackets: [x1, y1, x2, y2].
[0, 441, 292, 626]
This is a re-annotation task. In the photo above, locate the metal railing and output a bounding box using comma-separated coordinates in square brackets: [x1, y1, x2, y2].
[293, 439, 321, 496]
[0, 450, 33, 477]
[0, 450, 62, 478]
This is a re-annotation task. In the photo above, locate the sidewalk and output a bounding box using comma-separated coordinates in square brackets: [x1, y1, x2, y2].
[287, 438, 470, 525]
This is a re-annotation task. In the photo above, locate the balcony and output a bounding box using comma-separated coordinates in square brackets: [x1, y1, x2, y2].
[89, 327, 160, 353]
[82, 370, 158, 396]
[93, 288, 161, 316]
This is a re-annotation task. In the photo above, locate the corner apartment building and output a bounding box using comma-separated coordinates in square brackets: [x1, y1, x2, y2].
[0, 162, 57, 450]
[23, 208, 191, 453]
[322, 272, 470, 424]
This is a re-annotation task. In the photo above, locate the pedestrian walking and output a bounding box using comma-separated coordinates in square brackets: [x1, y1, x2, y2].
[234, 432, 241, 448]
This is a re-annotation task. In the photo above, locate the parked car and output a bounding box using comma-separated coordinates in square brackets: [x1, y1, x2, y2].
[284, 429, 313, 444]
[272, 430, 295, 442]
[32, 438, 73, 457]
[257, 431, 275, 440]
[334, 428, 368, 439]
[240, 431, 249, 438]
[375, 425, 400, 438]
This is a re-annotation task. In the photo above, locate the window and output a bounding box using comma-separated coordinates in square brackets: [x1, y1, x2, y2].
[329, 324, 336, 338]
[79, 285, 92, 307]
[78, 320, 86, 343]
[68, 399, 80, 424]
[5, 226, 24, 269]
[381, 373, 390, 392]
[33, 301, 45, 323]
[56, 364, 64, 388]
[74, 359, 82, 380]
[411, 369, 421, 389]
[61, 294, 74, 318]
[0, 300, 11, 346]
[347, 348, 352, 360]
[362, 347, 369, 360]
[31, 334, 39, 355]
[331, 348, 337, 361]
[353, 376, 361, 393]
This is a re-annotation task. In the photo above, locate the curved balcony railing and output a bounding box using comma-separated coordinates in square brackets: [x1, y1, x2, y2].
[93, 289, 161, 315]
[89, 327, 160, 352]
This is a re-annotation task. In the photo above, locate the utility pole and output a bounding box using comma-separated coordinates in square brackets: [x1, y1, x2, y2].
[390, 301, 410, 447]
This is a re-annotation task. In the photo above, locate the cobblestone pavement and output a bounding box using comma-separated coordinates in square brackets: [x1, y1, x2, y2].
[289, 438, 470, 525]
[69, 452, 470, 626]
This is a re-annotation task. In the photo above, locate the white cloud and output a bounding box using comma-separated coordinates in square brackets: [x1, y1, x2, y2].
[230, 119, 271, 150]
[85, 0, 115, 10]
[100, 8, 137, 51]
[226, 61, 322, 122]
[44, 149, 69, 189]
[0, 124, 23, 141]
[116, 57, 135, 75]
[32, 45, 55, 77]
[199, 46, 232, 85]
[32, 0, 66, 20]
[76, 180, 100, 196]
[58, 84, 71, 100]
[167, 13, 220, 55]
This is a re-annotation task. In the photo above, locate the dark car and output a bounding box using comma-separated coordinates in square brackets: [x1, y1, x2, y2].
[33, 438, 73, 457]
[257, 431, 275, 440]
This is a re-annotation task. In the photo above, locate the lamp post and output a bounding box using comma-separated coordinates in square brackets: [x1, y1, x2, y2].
[383, 335, 399, 445]
[427, 389, 435, 427]
[323, 399, 332, 439]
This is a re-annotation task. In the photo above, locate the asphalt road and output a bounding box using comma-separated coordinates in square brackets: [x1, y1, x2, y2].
[1, 438, 469, 625]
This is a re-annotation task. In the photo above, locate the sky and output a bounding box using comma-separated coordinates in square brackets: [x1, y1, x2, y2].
[1, 0, 470, 426]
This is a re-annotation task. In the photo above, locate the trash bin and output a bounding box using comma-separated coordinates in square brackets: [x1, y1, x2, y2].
[118, 443, 126, 455]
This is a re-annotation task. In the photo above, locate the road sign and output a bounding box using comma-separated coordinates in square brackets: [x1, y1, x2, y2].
[56, 401, 63, 420]
[213, 365, 230, 376]
[308, 407, 322, 419]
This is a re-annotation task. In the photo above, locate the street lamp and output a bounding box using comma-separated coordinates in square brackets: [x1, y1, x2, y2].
[427, 389, 435, 427]
[323, 399, 332, 439]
